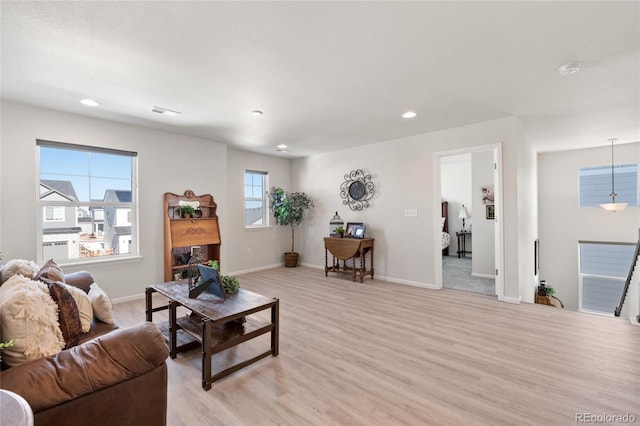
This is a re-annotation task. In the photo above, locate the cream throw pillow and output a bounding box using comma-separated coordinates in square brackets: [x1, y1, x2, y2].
[0, 275, 65, 367]
[88, 283, 115, 325]
[63, 284, 94, 333]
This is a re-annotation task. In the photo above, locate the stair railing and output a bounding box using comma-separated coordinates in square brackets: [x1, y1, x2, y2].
[614, 228, 640, 317]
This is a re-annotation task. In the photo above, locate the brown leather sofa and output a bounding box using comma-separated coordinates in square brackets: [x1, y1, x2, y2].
[0, 272, 169, 426]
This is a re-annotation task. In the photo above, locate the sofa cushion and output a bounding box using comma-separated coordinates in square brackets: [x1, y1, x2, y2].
[35, 259, 65, 283]
[0, 276, 64, 367]
[48, 281, 82, 349]
[88, 283, 115, 325]
[1, 259, 40, 285]
[63, 284, 93, 333]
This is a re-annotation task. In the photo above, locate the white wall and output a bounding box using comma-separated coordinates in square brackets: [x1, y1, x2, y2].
[292, 116, 536, 301]
[0, 101, 234, 301]
[538, 142, 640, 311]
[225, 148, 291, 274]
[471, 150, 495, 277]
[441, 153, 471, 255]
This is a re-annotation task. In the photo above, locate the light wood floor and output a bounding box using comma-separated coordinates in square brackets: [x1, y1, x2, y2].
[114, 267, 640, 426]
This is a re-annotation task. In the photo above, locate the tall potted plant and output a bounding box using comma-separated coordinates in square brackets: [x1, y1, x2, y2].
[270, 187, 314, 267]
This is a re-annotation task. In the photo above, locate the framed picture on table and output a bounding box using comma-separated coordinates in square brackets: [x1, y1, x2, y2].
[345, 222, 364, 237]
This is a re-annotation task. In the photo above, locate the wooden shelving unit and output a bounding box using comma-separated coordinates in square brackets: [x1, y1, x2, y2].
[163, 190, 221, 282]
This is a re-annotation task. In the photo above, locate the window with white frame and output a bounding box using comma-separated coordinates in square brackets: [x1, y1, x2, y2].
[578, 241, 636, 315]
[245, 170, 268, 227]
[579, 163, 638, 208]
[37, 140, 138, 263]
[43, 206, 65, 222]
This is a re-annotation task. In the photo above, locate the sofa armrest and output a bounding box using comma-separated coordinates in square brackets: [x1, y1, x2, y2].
[63, 271, 95, 293]
[0, 322, 168, 413]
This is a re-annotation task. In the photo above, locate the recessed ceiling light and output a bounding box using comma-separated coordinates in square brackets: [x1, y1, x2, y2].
[558, 62, 581, 76]
[251, 110, 263, 116]
[80, 99, 100, 107]
[151, 106, 181, 117]
[402, 111, 417, 119]
[277, 144, 288, 149]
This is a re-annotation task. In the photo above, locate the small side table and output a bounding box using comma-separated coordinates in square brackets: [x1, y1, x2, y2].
[456, 231, 472, 258]
[0, 389, 34, 426]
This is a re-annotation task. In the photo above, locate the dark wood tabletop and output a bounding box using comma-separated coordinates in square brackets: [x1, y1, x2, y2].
[151, 281, 276, 324]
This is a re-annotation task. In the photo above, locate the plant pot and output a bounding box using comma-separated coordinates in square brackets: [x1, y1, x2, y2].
[284, 252, 299, 268]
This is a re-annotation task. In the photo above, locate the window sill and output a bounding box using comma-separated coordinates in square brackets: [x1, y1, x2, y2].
[57, 255, 143, 268]
[244, 226, 272, 232]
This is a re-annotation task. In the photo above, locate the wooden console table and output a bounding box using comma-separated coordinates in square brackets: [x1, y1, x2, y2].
[324, 237, 374, 283]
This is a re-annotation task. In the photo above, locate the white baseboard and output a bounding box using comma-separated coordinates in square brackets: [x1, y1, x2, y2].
[228, 263, 284, 276]
[113, 293, 145, 304]
[300, 262, 324, 270]
[502, 295, 522, 304]
[471, 272, 496, 280]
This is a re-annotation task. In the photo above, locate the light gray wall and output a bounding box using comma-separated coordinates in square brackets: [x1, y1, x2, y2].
[441, 153, 471, 255]
[292, 116, 537, 302]
[538, 142, 640, 311]
[225, 148, 291, 274]
[471, 150, 495, 277]
[0, 101, 229, 301]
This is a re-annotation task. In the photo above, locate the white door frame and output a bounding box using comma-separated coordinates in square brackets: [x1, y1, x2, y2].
[433, 143, 505, 301]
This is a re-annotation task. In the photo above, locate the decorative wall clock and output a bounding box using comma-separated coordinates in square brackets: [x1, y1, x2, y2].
[340, 169, 375, 211]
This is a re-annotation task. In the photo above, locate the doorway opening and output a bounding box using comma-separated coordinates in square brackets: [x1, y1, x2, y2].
[433, 144, 504, 300]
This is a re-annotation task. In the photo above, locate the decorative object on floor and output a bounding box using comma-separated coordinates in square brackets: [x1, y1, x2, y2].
[269, 187, 314, 267]
[486, 204, 495, 220]
[458, 204, 469, 231]
[340, 169, 375, 211]
[600, 138, 628, 212]
[329, 211, 344, 237]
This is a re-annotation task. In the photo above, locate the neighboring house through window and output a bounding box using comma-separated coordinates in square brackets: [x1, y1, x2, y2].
[245, 170, 268, 227]
[37, 140, 138, 263]
[578, 241, 636, 316]
[579, 163, 638, 208]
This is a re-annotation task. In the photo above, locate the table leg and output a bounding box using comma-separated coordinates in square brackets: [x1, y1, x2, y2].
[271, 300, 279, 356]
[359, 251, 365, 283]
[145, 287, 154, 322]
[324, 248, 328, 276]
[202, 318, 212, 391]
[168, 300, 178, 359]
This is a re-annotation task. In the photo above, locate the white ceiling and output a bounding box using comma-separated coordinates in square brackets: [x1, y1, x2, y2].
[2, 1, 638, 158]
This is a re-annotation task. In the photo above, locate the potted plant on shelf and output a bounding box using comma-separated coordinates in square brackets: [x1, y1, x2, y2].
[269, 187, 314, 267]
[180, 205, 196, 218]
[334, 225, 345, 238]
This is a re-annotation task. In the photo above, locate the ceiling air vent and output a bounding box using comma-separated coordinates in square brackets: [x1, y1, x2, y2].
[151, 106, 180, 117]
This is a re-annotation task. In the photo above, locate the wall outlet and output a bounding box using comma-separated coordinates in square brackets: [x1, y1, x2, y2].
[404, 209, 418, 217]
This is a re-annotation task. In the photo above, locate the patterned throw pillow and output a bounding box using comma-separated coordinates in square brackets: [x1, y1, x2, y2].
[48, 281, 83, 348]
[35, 259, 65, 283]
[64, 284, 94, 333]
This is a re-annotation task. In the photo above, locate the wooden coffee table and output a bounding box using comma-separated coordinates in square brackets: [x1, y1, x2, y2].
[145, 281, 279, 391]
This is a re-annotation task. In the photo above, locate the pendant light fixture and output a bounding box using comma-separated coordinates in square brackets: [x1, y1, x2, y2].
[599, 138, 628, 212]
